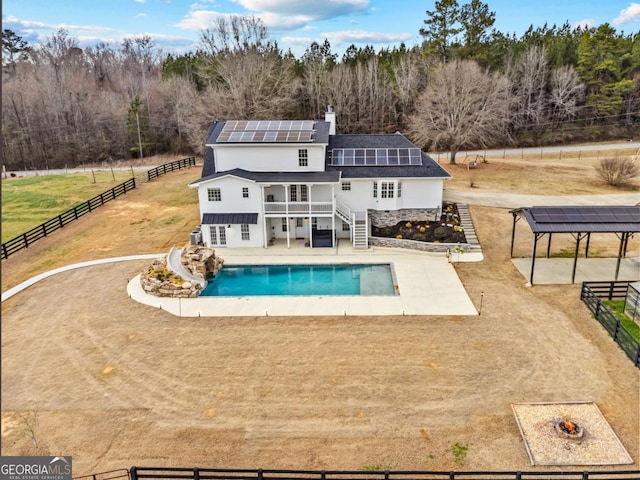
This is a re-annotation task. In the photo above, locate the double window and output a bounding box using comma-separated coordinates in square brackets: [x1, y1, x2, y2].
[242, 187, 249, 198]
[341, 181, 351, 191]
[373, 181, 399, 199]
[289, 184, 308, 202]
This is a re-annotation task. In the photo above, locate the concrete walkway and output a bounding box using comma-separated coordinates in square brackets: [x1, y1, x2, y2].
[1, 254, 164, 302]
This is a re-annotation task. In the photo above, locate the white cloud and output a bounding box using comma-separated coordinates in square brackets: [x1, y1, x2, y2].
[134, 0, 146, 3]
[231, 0, 369, 20]
[178, 0, 371, 33]
[613, 3, 640, 25]
[572, 18, 595, 30]
[174, 9, 231, 30]
[137, 13, 148, 18]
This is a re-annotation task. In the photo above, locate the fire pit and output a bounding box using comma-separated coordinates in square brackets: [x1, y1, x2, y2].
[555, 419, 584, 440]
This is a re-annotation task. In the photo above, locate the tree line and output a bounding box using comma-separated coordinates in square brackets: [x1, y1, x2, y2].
[2, 0, 639, 168]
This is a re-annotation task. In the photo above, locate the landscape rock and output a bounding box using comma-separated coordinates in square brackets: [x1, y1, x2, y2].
[139, 246, 223, 298]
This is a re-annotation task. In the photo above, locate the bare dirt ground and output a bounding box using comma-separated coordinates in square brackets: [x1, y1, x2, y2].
[1, 158, 639, 474]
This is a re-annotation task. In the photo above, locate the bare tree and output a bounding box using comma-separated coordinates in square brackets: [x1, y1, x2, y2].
[408, 59, 509, 164]
[549, 64, 585, 123]
[509, 45, 549, 128]
[199, 15, 270, 55]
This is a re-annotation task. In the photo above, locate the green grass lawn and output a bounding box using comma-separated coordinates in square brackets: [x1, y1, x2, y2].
[1, 170, 136, 242]
[603, 300, 640, 342]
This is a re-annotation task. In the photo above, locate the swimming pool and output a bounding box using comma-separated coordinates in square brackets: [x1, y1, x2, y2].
[200, 263, 396, 296]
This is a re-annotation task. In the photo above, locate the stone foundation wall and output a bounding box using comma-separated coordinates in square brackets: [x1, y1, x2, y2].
[369, 208, 440, 227]
[140, 246, 223, 298]
[369, 236, 472, 253]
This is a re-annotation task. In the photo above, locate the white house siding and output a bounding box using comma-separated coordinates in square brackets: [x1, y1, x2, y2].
[204, 223, 263, 248]
[214, 144, 326, 172]
[196, 176, 261, 218]
[396, 178, 445, 209]
[335, 178, 445, 213]
[195, 176, 265, 249]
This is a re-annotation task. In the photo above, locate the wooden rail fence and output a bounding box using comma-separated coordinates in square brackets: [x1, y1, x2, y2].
[581, 281, 640, 368]
[1, 157, 196, 260]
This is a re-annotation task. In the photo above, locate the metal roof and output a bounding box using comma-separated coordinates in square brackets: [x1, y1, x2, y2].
[516, 206, 640, 233]
[202, 213, 259, 225]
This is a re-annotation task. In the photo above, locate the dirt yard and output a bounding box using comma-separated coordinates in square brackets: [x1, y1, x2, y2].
[1, 160, 639, 475]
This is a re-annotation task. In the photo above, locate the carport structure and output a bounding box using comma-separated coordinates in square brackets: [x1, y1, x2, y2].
[510, 206, 640, 285]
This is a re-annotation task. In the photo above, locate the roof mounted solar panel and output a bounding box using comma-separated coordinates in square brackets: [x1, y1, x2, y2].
[331, 148, 423, 166]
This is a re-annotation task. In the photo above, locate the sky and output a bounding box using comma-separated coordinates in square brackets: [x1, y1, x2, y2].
[2, 0, 640, 58]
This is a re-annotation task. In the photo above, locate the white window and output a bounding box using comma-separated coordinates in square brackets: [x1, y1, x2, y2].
[311, 217, 318, 229]
[290, 185, 297, 202]
[242, 187, 249, 198]
[372, 181, 378, 198]
[342, 221, 350, 231]
[341, 182, 351, 191]
[298, 149, 308, 167]
[300, 185, 308, 201]
[381, 182, 394, 198]
[208, 188, 221, 202]
[397, 181, 402, 198]
[210, 226, 217, 244]
[296, 218, 304, 227]
[241, 224, 250, 240]
[282, 218, 288, 232]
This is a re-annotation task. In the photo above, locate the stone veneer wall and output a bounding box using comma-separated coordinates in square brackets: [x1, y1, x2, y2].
[368, 208, 440, 227]
[368, 204, 481, 255]
[140, 246, 223, 298]
[368, 236, 471, 253]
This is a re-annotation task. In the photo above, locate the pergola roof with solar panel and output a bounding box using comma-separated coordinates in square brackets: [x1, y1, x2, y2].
[517, 206, 640, 234]
[216, 120, 317, 143]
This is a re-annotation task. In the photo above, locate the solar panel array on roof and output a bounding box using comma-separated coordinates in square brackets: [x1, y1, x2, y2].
[331, 148, 422, 166]
[222, 120, 315, 132]
[217, 130, 313, 143]
[217, 120, 316, 143]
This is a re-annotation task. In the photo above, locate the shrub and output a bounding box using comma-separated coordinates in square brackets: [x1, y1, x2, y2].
[434, 226, 447, 241]
[412, 233, 426, 241]
[595, 156, 640, 187]
[419, 226, 426, 233]
[405, 222, 412, 228]
[396, 234, 403, 239]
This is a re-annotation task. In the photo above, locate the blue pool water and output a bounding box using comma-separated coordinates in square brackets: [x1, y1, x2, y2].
[201, 263, 396, 296]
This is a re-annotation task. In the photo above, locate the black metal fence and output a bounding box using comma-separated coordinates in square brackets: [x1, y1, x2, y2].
[581, 281, 640, 368]
[124, 467, 640, 480]
[1, 157, 196, 260]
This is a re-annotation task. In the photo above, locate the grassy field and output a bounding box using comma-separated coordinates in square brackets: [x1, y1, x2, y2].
[1, 170, 140, 242]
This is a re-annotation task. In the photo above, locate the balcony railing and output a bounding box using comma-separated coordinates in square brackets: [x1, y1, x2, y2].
[264, 201, 333, 215]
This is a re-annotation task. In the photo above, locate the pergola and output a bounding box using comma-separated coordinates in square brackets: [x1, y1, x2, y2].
[510, 205, 640, 285]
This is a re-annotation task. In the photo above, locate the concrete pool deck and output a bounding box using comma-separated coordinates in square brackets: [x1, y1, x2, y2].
[127, 240, 482, 317]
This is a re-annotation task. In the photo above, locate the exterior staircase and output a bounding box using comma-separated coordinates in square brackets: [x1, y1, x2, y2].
[336, 198, 368, 249]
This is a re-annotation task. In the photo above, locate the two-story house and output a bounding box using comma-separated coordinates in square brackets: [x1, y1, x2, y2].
[189, 107, 451, 249]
